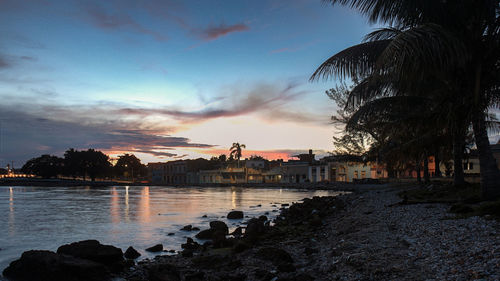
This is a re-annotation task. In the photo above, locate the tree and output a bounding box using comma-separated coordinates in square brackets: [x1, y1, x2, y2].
[21, 155, 64, 178]
[230, 142, 246, 168]
[313, 0, 500, 198]
[63, 148, 112, 181]
[114, 154, 147, 180]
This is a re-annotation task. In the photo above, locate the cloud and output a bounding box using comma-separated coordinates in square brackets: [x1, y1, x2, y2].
[83, 3, 167, 41]
[194, 23, 249, 41]
[117, 82, 311, 123]
[0, 53, 38, 69]
[201, 148, 331, 161]
[0, 55, 9, 68]
[0, 104, 213, 165]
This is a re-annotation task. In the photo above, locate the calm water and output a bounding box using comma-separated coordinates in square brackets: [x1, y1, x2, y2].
[0, 185, 340, 274]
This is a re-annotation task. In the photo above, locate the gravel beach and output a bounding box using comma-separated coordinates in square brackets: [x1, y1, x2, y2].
[118, 184, 499, 280]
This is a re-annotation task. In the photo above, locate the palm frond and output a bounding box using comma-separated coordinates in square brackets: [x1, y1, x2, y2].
[363, 27, 402, 41]
[377, 23, 466, 81]
[310, 40, 390, 81]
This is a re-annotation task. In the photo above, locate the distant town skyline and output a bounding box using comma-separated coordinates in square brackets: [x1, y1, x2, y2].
[0, 0, 376, 166]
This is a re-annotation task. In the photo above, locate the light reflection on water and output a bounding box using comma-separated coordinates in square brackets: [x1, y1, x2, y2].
[0, 186, 340, 274]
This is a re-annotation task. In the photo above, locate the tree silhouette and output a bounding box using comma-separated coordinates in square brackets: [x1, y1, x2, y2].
[313, 0, 499, 199]
[62, 148, 111, 181]
[114, 154, 147, 180]
[230, 142, 246, 168]
[21, 154, 64, 178]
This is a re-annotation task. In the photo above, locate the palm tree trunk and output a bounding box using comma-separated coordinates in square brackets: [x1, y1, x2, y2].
[452, 131, 465, 186]
[434, 149, 442, 177]
[416, 159, 421, 184]
[423, 156, 430, 184]
[472, 112, 500, 200]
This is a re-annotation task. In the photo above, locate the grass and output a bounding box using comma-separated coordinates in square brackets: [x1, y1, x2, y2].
[397, 182, 500, 219]
[398, 182, 481, 204]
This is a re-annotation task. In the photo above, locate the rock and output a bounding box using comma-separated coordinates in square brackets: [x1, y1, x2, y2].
[259, 215, 268, 221]
[245, 218, 266, 241]
[209, 220, 229, 234]
[148, 264, 180, 281]
[277, 263, 296, 272]
[181, 238, 200, 250]
[304, 247, 318, 256]
[184, 271, 205, 281]
[227, 210, 244, 219]
[2, 250, 110, 281]
[202, 215, 207, 218]
[231, 227, 243, 237]
[124, 246, 141, 259]
[192, 227, 200, 231]
[281, 203, 289, 207]
[181, 225, 193, 231]
[145, 244, 163, 252]
[167, 233, 175, 236]
[195, 229, 214, 240]
[56, 240, 124, 267]
[233, 241, 251, 253]
[181, 249, 193, 257]
[256, 247, 293, 265]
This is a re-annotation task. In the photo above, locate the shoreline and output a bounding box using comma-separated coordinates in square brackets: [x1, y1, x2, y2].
[121, 184, 499, 280]
[3, 184, 499, 280]
[0, 177, 379, 191]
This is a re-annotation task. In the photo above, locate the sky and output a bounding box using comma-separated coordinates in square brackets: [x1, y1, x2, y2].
[0, 0, 376, 167]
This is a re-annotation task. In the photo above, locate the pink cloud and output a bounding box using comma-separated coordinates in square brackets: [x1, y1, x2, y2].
[84, 3, 167, 41]
[195, 23, 249, 41]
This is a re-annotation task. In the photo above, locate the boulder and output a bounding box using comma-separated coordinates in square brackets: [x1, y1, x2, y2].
[209, 220, 228, 234]
[181, 225, 193, 231]
[124, 247, 141, 259]
[195, 229, 214, 240]
[227, 210, 244, 219]
[245, 218, 266, 240]
[145, 244, 163, 252]
[230, 227, 243, 238]
[2, 250, 109, 281]
[56, 240, 123, 266]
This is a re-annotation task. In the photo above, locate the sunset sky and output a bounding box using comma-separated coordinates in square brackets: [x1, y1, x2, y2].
[0, 0, 375, 166]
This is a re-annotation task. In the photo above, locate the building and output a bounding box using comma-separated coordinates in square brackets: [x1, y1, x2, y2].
[282, 161, 309, 183]
[199, 170, 222, 184]
[148, 160, 187, 184]
[263, 166, 283, 183]
[245, 159, 266, 169]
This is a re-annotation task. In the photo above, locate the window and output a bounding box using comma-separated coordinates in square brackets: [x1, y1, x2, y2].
[354, 171, 358, 179]
[463, 163, 468, 170]
[361, 171, 366, 179]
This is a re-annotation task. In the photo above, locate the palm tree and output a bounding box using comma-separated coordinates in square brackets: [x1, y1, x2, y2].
[313, 0, 500, 198]
[230, 142, 246, 168]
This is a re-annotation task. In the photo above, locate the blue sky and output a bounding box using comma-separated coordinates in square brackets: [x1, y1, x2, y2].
[0, 0, 376, 166]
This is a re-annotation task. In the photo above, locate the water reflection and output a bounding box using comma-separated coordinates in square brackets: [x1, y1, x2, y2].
[139, 186, 151, 223]
[110, 187, 120, 225]
[125, 186, 130, 222]
[9, 187, 14, 235]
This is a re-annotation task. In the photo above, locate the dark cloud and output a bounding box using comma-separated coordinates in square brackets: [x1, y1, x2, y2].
[20, 56, 37, 61]
[0, 56, 9, 68]
[133, 150, 178, 158]
[83, 3, 168, 41]
[0, 53, 38, 69]
[195, 23, 249, 41]
[0, 105, 213, 166]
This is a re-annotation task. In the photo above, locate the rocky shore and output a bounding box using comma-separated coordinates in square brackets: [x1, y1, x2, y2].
[3, 184, 499, 280]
